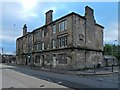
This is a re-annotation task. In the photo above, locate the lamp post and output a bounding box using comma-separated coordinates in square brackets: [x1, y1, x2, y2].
[111, 40, 117, 72]
[112, 40, 117, 63]
[93, 62, 96, 74]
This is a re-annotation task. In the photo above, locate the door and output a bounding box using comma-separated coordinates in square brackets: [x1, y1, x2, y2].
[53, 54, 56, 68]
[42, 55, 45, 67]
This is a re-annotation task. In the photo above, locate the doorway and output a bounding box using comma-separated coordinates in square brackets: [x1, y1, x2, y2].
[42, 55, 45, 67]
[53, 54, 57, 68]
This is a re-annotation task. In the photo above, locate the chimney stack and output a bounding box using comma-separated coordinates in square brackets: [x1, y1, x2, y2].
[85, 6, 95, 23]
[45, 10, 53, 24]
[23, 24, 27, 36]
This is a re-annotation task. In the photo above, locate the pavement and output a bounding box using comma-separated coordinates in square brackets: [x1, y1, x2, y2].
[1, 64, 69, 89]
[76, 66, 119, 76]
[9, 63, 119, 76]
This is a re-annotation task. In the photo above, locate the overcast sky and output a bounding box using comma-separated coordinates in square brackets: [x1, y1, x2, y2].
[1, 1, 118, 54]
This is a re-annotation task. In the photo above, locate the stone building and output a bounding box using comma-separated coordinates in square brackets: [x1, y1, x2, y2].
[2, 54, 16, 63]
[16, 6, 104, 70]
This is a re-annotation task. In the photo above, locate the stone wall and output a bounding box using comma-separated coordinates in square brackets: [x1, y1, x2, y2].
[71, 6, 104, 69]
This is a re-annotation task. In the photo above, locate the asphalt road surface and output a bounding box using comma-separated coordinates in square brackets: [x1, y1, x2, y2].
[1, 64, 119, 89]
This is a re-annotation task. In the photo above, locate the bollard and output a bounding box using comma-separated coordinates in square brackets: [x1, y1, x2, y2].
[94, 65, 96, 74]
[112, 64, 113, 72]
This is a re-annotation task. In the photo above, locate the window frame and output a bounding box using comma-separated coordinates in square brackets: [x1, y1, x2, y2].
[52, 39, 56, 49]
[58, 20, 67, 32]
[65, 20, 67, 29]
[58, 36, 67, 48]
[61, 21, 65, 31]
[58, 23, 61, 32]
[41, 29, 44, 37]
[53, 24, 56, 34]
[65, 36, 67, 46]
[41, 42, 44, 50]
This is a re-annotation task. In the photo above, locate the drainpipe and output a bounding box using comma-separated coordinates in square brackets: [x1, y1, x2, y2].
[85, 18, 87, 68]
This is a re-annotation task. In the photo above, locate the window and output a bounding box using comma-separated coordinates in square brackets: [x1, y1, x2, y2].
[40, 43, 42, 50]
[65, 20, 67, 29]
[58, 53, 67, 64]
[53, 25, 56, 34]
[65, 36, 67, 46]
[34, 32, 39, 41]
[38, 43, 41, 51]
[52, 39, 56, 49]
[59, 23, 61, 32]
[61, 21, 65, 31]
[41, 29, 44, 37]
[59, 36, 67, 47]
[58, 20, 67, 32]
[59, 37, 62, 47]
[62, 37, 65, 47]
[36, 32, 40, 40]
[42, 42, 44, 50]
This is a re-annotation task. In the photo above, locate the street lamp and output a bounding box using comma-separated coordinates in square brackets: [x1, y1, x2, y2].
[112, 40, 117, 64]
[111, 40, 117, 72]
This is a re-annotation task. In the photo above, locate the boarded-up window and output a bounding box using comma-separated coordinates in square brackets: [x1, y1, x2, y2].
[58, 53, 67, 64]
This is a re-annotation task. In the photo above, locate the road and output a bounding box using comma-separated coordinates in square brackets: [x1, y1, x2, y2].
[1, 64, 119, 89]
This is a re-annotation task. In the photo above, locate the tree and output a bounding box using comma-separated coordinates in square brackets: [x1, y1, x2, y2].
[104, 44, 120, 62]
[104, 44, 112, 55]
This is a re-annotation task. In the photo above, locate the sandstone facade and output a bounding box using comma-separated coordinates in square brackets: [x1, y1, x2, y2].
[16, 6, 104, 70]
